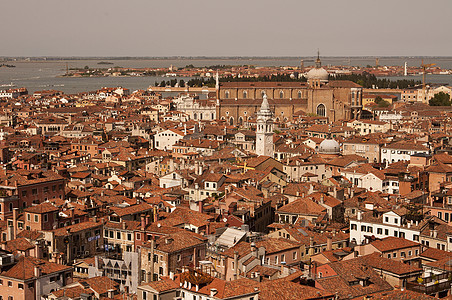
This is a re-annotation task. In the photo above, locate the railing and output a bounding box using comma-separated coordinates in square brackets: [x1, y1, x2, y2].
[407, 281, 451, 295]
[422, 272, 452, 285]
[407, 271, 452, 295]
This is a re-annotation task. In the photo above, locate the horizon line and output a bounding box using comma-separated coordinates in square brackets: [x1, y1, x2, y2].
[2, 55, 452, 59]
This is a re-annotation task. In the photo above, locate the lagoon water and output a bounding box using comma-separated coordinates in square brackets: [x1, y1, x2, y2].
[0, 57, 451, 94]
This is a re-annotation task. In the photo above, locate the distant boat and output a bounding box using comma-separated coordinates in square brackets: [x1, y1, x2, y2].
[0, 82, 15, 87]
[0, 64, 15, 68]
[98, 61, 114, 65]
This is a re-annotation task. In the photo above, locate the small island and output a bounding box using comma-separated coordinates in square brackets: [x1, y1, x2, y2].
[97, 61, 114, 65]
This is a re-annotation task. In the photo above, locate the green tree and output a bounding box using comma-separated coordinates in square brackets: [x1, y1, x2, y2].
[374, 96, 390, 107]
[378, 100, 390, 107]
[429, 92, 451, 106]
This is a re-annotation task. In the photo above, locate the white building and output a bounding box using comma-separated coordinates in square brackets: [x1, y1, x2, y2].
[154, 129, 186, 151]
[0, 89, 20, 99]
[347, 119, 390, 135]
[173, 94, 217, 121]
[381, 142, 429, 166]
[350, 208, 421, 245]
[341, 164, 385, 192]
[255, 94, 274, 157]
[159, 171, 186, 189]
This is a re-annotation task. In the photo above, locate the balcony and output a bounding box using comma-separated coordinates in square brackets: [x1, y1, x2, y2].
[406, 272, 452, 295]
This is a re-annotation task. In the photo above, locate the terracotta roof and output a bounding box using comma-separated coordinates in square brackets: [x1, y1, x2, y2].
[24, 202, 59, 214]
[277, 197, 326, 216]
[52, 221, 101, 236]
[258, 279, 334, 300]
[1, 256, 71, 280]
[360, 252, 422, 275]
[317, 256, 393, 299]
[356, 289, 437, 300]
[5, 238, 35, 252]
[370, 237, 420, 252]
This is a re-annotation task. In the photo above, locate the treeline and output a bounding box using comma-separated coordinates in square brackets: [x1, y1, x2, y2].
[153, 78, 216, 88]
[153, 72, 421, 89]
[329, 73, 421, 89]
[184, 64, 242, 70]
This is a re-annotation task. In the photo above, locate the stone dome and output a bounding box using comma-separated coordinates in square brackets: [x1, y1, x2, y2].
[307, 67, 329, 82]
[319, 138, 340, 154]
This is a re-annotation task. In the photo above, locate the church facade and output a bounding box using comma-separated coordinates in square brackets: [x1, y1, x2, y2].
[215, 56, 363, 125]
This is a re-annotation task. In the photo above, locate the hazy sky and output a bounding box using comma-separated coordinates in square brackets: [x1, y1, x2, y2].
[1, 0, 451, 57]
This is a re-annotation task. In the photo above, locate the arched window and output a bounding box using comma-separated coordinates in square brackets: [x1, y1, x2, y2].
[279, 91, 284, 98]
[243, 91, 247, 98]
[225, 91, 230, 99]
[229, 117, 234, 126]
[297, 91, 302, 99]
[316, 104, 326, 117]
[193, 113, 197, 120]
[238, 117, 243, 125]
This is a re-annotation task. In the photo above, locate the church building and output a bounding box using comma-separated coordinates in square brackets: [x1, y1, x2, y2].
[215, 54, 363, 125]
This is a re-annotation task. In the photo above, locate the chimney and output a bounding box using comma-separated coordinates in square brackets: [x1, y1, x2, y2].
[169, 271, 174, 280]
[327, 235, 332, 251]
[251, 242, 258, 258]
[122, 221, 126, 230]
[34, 241, 41, 259]
[93, 216, 97, 223]
[145, 214, 150, 226]
[141, 215, 146, 231]
[69, 207, 75, 219]
[205, 222, 211, 236]
[234, 251, 239, 280]
[12, 208, 18, 240]
[320, 194, 324, 204]
[198, 199, 204, 214]
[153, 206, 158, 223]
[34, 266, 41, 278]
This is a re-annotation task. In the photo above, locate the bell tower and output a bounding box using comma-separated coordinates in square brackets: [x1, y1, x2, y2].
[256, 93, 274, 157]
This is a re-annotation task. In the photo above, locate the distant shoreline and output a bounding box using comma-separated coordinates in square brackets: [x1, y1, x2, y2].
[2, 56, 452, 62]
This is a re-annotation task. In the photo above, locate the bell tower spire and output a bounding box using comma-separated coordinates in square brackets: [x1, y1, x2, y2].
[315, 49, 322, 68]
[255, 93, 274, 157]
